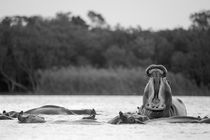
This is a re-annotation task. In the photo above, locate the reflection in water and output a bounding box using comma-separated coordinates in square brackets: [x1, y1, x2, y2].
[0, 95, 210, 140]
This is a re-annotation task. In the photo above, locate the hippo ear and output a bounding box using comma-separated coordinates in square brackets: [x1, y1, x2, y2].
[119, 111, 123, 117]
[91, 109, 96, 115]
[19, 111, 24, 115]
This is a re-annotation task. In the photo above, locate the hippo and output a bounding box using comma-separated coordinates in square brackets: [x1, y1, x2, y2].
[108, 111, 210, 124]
[18, 110, 96, 124]
[3, 110, 19, 118]
[18, 111, 46, 123]
[108, 111, 148, 124]
[0, 105, 96, 123]
[0, 113, 12, 120]
[82, 114, 96, 120]
[108, 64, 190, 124]
[139, 64, 187, 119]
[24, 105, 96, 115]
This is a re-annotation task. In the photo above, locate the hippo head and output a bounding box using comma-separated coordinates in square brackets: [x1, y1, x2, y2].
[109, 111, 148, 124]
[142, 64, 172, 119]
[2, 110, 8, 116]
[18, 111, 45, 123]
[18, 111, 27, 122]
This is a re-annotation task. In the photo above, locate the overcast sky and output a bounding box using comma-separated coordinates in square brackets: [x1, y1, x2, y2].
[0, 0, 210, 30]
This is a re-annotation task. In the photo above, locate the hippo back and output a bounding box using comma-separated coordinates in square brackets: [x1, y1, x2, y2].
[170, 98, 187, 116]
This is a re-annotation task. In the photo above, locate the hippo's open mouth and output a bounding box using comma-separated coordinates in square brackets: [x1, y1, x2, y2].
[144, 101, 166, 111]
[144, 102, 166, 118]
[142, 103, 168, 119]
[146, 108, 164, 112]
[144, 109, 165, 119]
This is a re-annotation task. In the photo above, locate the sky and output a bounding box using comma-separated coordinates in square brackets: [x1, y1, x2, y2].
[0, 0, 210, 30]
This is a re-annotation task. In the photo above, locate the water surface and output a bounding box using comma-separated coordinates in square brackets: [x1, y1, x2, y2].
[0, 95, 210, 140]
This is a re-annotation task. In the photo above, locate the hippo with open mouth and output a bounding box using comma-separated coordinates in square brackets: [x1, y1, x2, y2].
[139, 64, 187, 119]
[108, 64, 210, 124]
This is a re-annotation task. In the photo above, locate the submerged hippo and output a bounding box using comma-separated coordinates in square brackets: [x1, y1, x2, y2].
[18, 111, 46, 123]
[24, 105, 96, 115]
[3, 110, 19, 118]
[1, 105, 96, 123]
[108, 111, 149, 124]
[18, 110, 96, 123]
[109, 111, 210, 124]
[0, 113, 12, 120]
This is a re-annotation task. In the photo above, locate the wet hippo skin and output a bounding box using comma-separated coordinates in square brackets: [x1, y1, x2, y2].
[24, 105, 96, 115]
[139, 64, 187, 119]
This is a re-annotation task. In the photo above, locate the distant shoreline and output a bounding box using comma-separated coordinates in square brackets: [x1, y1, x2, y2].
[1, 67, 208, 96]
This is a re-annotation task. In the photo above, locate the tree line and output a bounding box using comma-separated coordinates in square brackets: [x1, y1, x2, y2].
[0, 10, 210, 93]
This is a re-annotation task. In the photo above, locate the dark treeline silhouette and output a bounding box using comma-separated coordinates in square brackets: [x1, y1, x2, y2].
[0, 10, 210, 94]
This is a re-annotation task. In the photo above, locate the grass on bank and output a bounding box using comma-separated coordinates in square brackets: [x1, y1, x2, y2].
[36, 67, 208, 95]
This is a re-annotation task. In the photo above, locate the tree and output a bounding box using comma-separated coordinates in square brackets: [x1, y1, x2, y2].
[87, 11, 108, 28]
[71, 16, 88, 28]
[190, 10, 210, 31]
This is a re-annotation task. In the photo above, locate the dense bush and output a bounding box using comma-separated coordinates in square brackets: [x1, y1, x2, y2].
[36, 67, 206, 95]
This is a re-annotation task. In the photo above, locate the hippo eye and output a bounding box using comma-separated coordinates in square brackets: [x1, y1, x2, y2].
[128, 117, 135, 123]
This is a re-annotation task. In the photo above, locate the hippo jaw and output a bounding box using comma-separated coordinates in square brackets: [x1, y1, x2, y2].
[143, 65, 172, 118]
[144, 77, 171, 111]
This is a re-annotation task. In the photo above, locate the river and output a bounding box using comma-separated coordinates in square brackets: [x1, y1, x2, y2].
[0, 95, 210, 140]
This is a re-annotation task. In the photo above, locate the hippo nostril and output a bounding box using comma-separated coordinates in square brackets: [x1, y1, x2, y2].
[156, 106, 158, 108]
